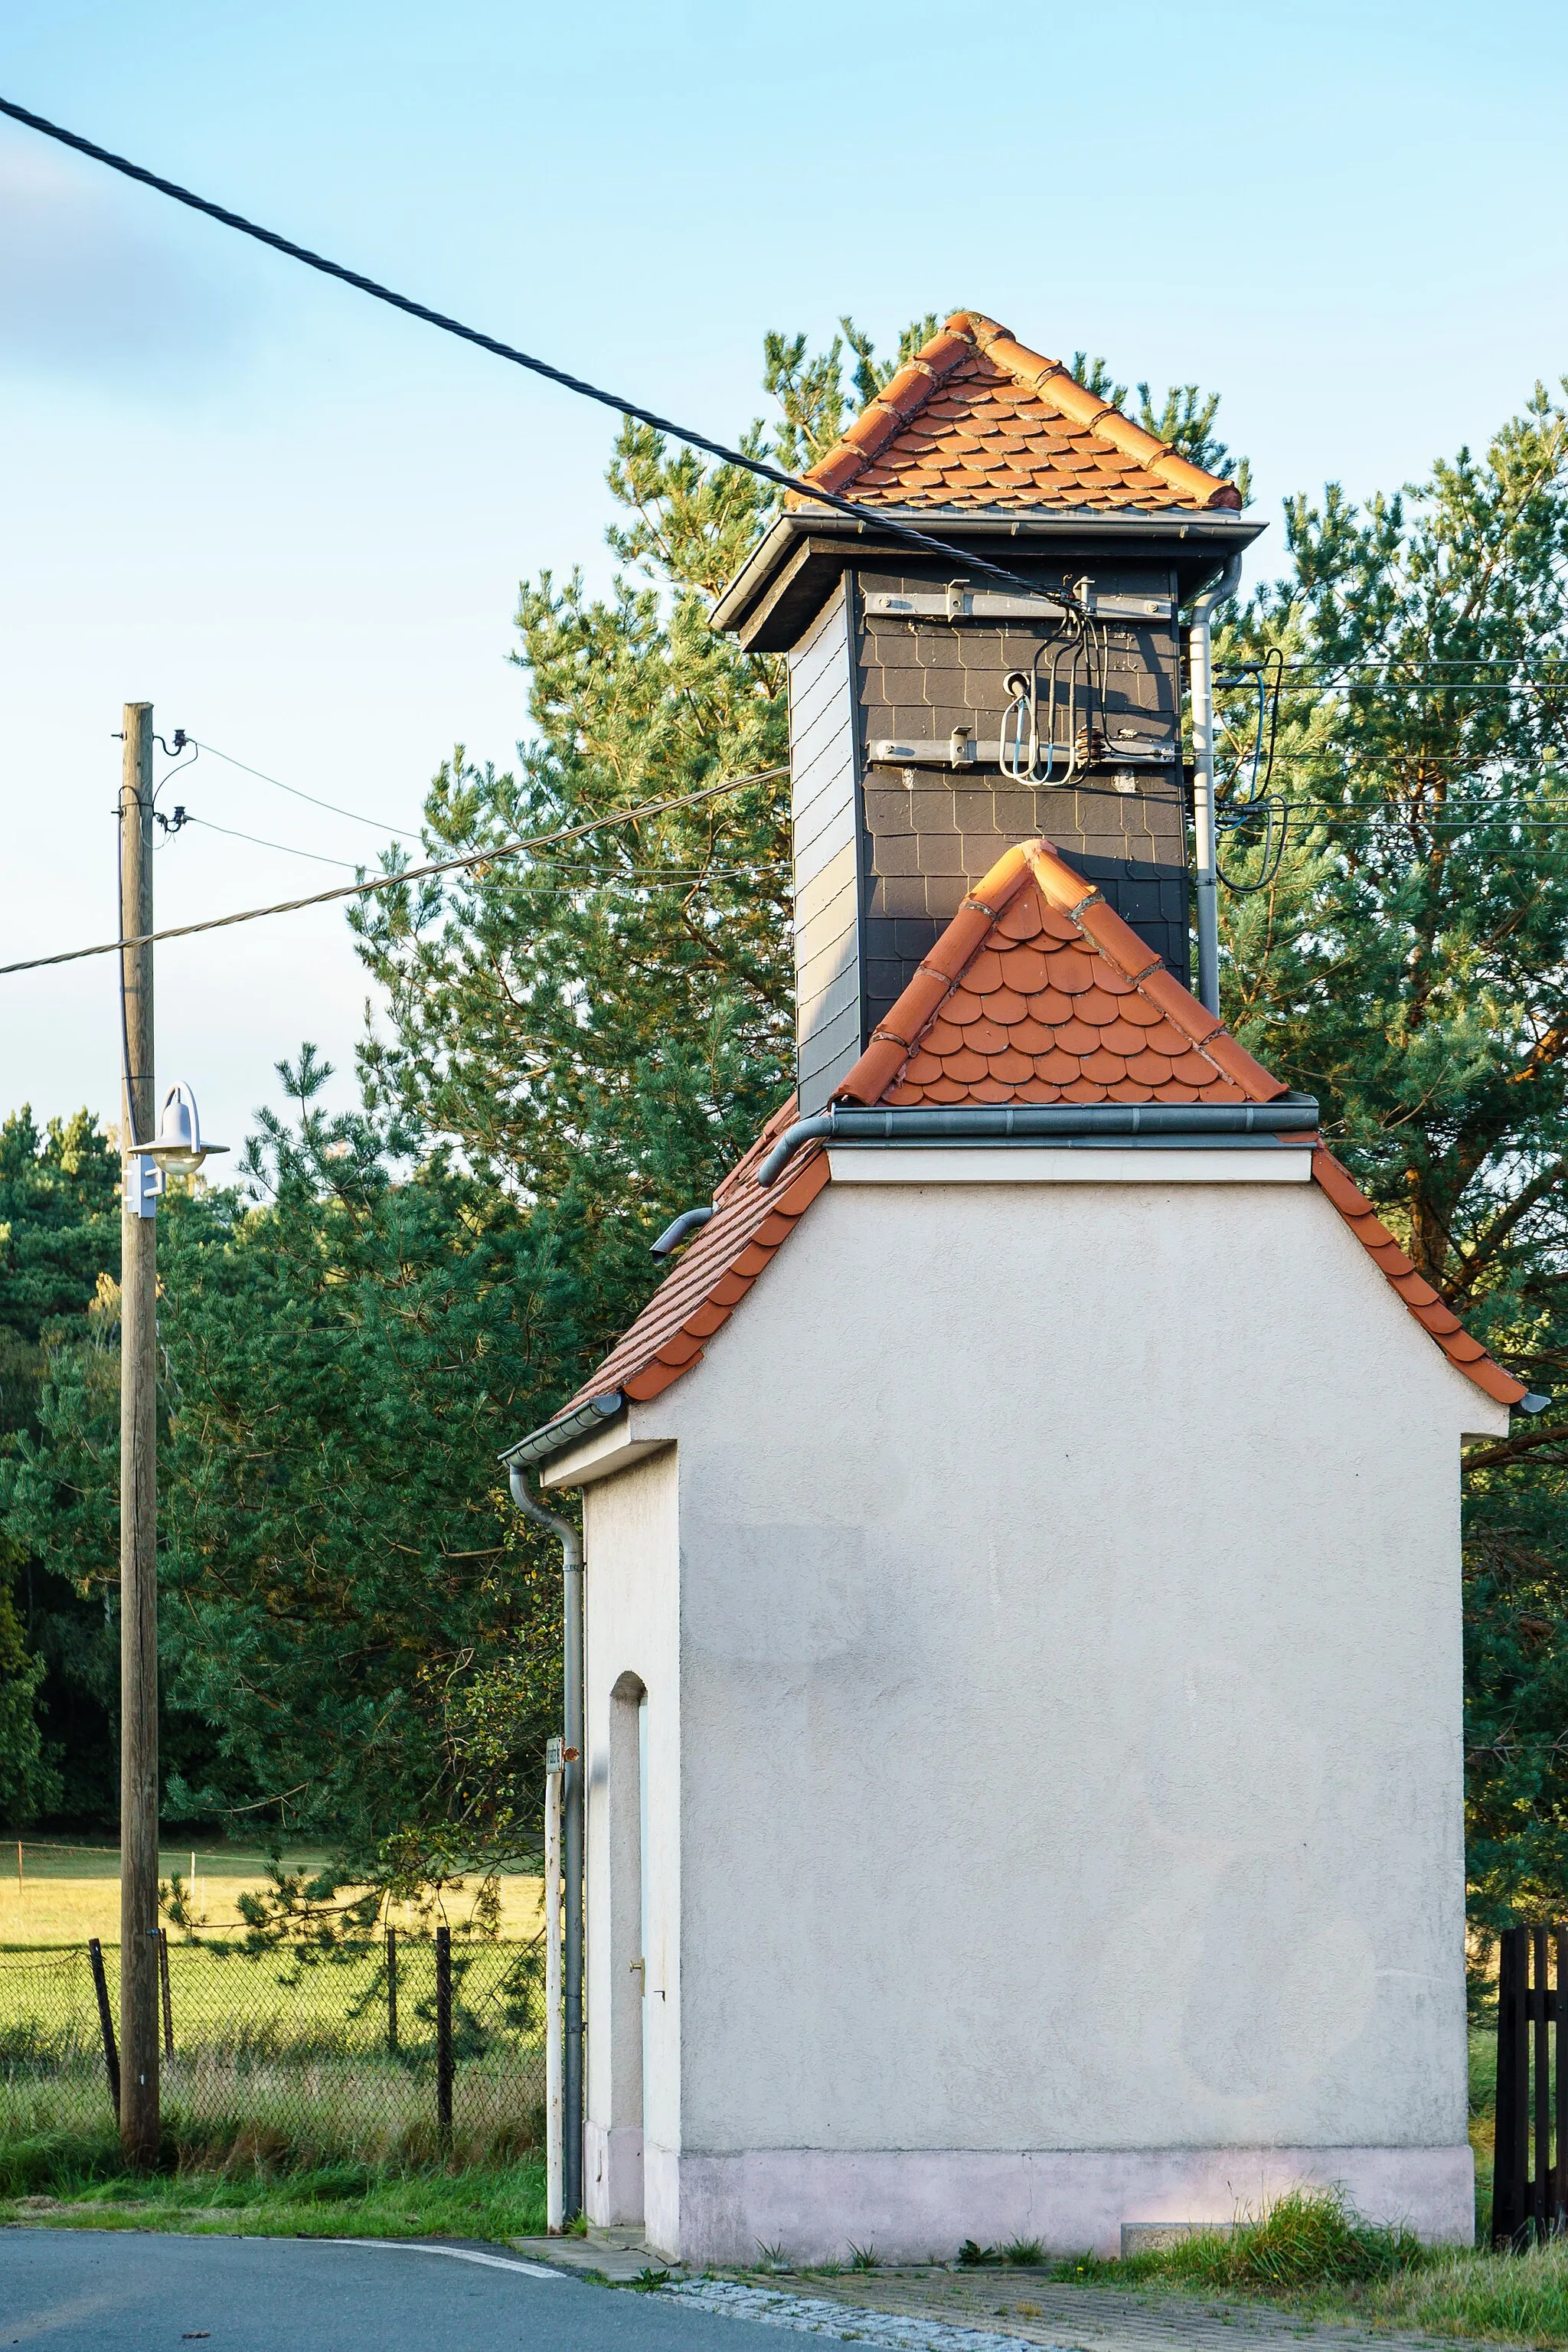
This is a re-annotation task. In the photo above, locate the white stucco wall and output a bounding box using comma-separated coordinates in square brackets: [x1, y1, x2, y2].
[579, 1447, 681, 2241]
[559, 1168, 1507, 2261]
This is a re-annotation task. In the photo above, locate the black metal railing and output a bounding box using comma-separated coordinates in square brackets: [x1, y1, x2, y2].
[1493, 1923, 1568, 2246]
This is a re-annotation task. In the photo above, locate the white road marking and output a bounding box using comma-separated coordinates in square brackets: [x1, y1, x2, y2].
[326, 2239, 566, 2278]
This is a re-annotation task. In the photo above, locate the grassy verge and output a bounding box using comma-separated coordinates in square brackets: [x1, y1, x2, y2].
[1031, 2187, 1568, 2344]
[0, 2128, 545, 2242]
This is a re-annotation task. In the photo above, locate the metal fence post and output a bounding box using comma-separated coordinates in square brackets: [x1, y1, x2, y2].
[87, 1939, 120, 2118]
[435, 1925, 453, 2146]
[386, 1926, 398, 2054]
[1495, 1926, 1532, 2246]
[1556, 1929, 1568, 2233]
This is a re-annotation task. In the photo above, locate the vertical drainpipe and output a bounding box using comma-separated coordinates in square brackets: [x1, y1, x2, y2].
[1185, 551, 1244, 1018]
[509, 1467, 584, 2223]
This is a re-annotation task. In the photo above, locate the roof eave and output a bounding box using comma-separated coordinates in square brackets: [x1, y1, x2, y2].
[710, 507, 1267, 651]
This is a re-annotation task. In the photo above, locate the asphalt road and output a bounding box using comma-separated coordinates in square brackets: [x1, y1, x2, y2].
[0, 2232, 776, 2352]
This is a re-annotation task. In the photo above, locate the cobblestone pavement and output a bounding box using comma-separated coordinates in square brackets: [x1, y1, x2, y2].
[663, 2269, 1474, 2352]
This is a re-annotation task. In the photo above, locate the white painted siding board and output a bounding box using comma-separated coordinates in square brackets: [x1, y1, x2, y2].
[797, 1002, 861, 1089]
[791, 710, 852, 809]
[786, 577, 861, 1115]
[787, 583, 847, 704]
[790, 649, 850, 747]
[795, 794, 856, 887]
[798, 861, 855, 929]
[799, 965, 859, 1043]
[793, 770, 854, 877]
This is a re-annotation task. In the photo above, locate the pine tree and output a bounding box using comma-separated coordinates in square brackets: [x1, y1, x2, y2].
[1214, 383, 1568, 1922]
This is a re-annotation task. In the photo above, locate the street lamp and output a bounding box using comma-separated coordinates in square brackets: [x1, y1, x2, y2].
[142, 1082, 227, 1182]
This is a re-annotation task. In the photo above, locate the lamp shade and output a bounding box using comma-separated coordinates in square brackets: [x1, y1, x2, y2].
[144, 1082, 227, 1178]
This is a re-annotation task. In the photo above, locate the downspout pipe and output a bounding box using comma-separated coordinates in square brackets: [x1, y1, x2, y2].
[1186, 550, 1244, 1018]
[508, 1464, 584, 2224]
[651, 1204, 714, 1257]
[758, 1096, 1320, 1187]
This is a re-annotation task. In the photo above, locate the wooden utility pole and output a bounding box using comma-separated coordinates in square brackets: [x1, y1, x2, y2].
[119, 700, 160, 2164]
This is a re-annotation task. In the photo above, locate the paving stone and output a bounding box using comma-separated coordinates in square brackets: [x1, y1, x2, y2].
[684, 2269, 1479, 2352]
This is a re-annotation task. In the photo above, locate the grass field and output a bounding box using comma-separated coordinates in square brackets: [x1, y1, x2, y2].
[0, 1838, 543, 1945]
[0, 2140, 547, 2240]
[0, 1928, 547, 2164]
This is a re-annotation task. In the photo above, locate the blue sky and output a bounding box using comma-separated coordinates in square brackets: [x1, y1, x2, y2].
[4, 0, 1566, 1157]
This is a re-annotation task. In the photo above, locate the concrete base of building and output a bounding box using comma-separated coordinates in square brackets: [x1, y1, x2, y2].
[584, 2118, 645, 2229]
[648, 2143, 1475, 2266]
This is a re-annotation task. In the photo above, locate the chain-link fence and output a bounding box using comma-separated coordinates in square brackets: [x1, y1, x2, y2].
[0, 1931, 547, 2163]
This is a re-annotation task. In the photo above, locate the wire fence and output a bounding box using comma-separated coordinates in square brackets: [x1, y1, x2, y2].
[0, 1929, 547, 2163]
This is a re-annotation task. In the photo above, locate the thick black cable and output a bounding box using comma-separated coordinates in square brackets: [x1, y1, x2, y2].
[0, 94, 1122, 609]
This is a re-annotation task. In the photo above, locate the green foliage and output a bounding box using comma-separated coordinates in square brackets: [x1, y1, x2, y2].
[0, 1109, 120, 1825]
[1212, 382, 1568, 1925]
[154, 1049, 564, 1877]
[1047, 2190, 1420, 2300]
[2, 1050, 564, 1886]
[1161, 2189, 1421, 2293]
[0, 2145, 547, 2239]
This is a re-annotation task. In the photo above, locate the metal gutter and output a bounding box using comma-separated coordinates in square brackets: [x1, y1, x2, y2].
[758, 1098, 1321, 1187]
[501, 1389, 624, 1471]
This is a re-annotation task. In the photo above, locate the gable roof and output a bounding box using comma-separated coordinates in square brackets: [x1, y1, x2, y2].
[792, 312, 1243, 515]
[556, 1099, 831, 1413]
[835, 838, 1282, 1111]
[832, 837, 1525, 1407]
[518, 840, 1524, 1455]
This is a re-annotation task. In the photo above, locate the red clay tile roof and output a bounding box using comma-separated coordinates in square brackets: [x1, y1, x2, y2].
[834, 838, 1282, 1111]
[554, 1099, 830, 1418]
[541, 839, 1521, 1432]
[790, 312, 1242, 515]
[830, 835, 1524, 1406]
[1308, 1148, 1526, 1406]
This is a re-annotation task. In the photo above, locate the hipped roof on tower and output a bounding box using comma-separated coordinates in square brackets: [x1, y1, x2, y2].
[712, 310, 1263, 651]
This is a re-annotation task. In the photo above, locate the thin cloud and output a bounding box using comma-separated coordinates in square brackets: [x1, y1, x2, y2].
[0, 136, 256, 390]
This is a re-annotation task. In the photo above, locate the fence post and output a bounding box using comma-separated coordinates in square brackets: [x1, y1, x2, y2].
[545, 1741, 564, 2232]
[158, 1929, 174, 2058]
[386, 1926, 398, 2054]
[1495, 1927, 1530, 2246]
[1551, 1919, 1560, 2230]
[436, 1925, 453, 2146]
[87, 1939, 120, 2119]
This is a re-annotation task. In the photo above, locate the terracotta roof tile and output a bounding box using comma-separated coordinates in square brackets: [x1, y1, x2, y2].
[829, 835, 1524, 1409]
[545, 848, 1524, 1424]
[544, 1100, 829, 1426]
[786, 312, 1242, 516]
[1306, 1147, 1526, 1405]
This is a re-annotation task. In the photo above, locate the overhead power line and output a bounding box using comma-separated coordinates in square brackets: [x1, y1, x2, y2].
[0, 96, 1178, 612]
[0, 765, 789, 978]
[185, 815, 362, 868]
[195, 741, 415, 835]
